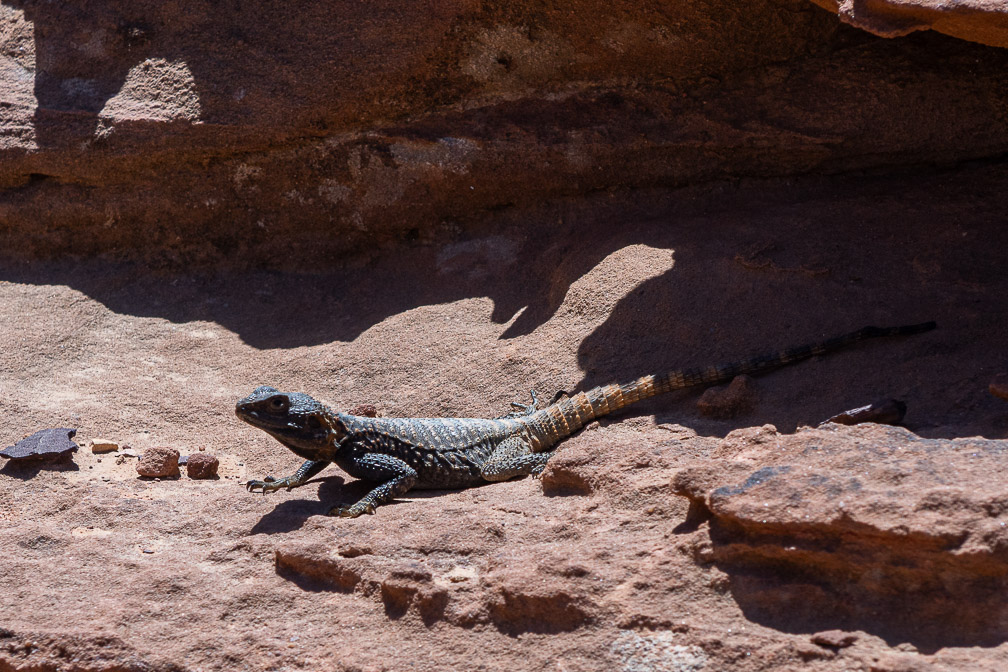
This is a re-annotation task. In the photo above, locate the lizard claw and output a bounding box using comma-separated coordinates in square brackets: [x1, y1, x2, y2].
[246, 475, 283, 494]
[328, 501, 377, 518]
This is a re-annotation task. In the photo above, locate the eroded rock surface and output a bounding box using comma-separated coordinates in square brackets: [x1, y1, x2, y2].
[674, 423, 1008, 649]
[810, 0, 1008, 47]
[2, 1, 1008, 266]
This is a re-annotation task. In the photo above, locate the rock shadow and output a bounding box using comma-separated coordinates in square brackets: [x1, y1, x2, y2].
[570, 169, 1008, 440]
[0, 192, 673, 348]
[703, 516, 1008, 653]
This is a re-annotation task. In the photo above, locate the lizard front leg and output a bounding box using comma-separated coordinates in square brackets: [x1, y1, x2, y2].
[246, 459, 329, 494]
[330, 453, 418, 517]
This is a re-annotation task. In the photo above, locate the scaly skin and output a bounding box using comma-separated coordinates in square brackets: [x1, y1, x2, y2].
[237, 322, 935, 517]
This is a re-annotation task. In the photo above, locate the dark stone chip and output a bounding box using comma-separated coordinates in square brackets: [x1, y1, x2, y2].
[1, 428, 78, 460]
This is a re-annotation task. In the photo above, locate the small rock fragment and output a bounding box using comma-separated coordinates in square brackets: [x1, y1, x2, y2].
[186, 452, 219, 479]
[811, 630, 858, 649]
[348, 403, 378, 417]
[136, 446, 180, 478]
[822, 399, 906, 426]
[89, 438, 119, 453]
[697, 375, 756, 419]
[178, 454, 189, 466]
[1, 428, 78, 462]
[121, 448, 138, 458]
[990, 374, 1008, 401]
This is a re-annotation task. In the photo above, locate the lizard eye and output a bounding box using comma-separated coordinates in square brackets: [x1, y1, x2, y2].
[269, 396, 288, 411]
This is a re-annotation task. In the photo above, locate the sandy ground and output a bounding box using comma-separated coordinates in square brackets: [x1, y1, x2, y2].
[1, 165, 1007, 671]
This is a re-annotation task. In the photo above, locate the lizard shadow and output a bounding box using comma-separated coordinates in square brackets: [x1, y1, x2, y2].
[249, 476, 405, 533]
[248, 476, 346, 534]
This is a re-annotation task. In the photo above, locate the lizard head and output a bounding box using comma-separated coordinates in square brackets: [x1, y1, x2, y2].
[235, 386, 345, 458]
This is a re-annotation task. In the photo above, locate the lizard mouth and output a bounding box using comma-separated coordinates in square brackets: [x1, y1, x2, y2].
[236, 407, 329, 448]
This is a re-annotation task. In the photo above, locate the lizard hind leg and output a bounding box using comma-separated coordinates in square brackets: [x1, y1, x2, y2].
[480, 436, 553, 482]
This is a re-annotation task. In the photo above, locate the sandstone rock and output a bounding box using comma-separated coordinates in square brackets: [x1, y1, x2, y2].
[135, 446, 180, 478]
[809, 0, 1008, 48]
[2, 2, 1008, 268]
[673, 423, 1008, 646]
[811, 630, 859, 649]
[186, 452, 219, 479]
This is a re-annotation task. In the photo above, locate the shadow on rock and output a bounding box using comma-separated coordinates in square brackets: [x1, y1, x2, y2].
[0, 458, 79, 479]
[248, 476, 352, 534]
[0, 201, 671, 349]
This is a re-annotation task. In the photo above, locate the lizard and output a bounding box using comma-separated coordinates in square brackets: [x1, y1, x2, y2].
[237, 321, 934, 517]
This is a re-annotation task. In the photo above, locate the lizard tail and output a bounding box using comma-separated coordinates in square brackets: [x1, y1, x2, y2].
[527, 322, 935, 449]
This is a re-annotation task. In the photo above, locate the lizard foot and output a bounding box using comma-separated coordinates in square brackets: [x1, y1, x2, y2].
[327, 502, 377, 518]
[246, 475, 289, 494]
[500, 390, 540, 418]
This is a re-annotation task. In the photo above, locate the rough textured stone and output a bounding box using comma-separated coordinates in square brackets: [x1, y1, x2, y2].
[135, 445, 180, 478]
[809, 0, 1008, 47]
[673, 423, 1008, 647]
[1, 3, 1007, 661]
[2, 1, 1008, 267]
[185, 451, 218, 479]
[0, 428, 77, 461]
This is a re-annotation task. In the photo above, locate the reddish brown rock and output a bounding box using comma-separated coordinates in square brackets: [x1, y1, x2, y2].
[186, 452, 219, 479]
[348, 404, 378, 418]
[2, 2, 1008, 268]
[809, 0, 1008, 47]
[135, 446, 180, 478]
[673, 423, 1008, 646]
[812, 630, 859, 649]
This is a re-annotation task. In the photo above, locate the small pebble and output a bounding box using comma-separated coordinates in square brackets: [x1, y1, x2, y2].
[349, 403, 378, 417]
[811, 630, 858, 649]
[136, 446, 180, 478]
[187, 452, 219, 479]
[822, 399, 906, 426]
[90, 438, 119, 454]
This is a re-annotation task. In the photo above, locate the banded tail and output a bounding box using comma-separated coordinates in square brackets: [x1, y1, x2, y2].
[523, 322, 935, 451]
